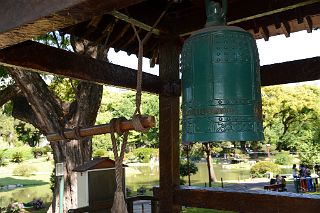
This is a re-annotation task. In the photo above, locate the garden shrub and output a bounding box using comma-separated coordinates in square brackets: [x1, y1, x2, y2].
[250, 161, 280, 178]
[274, 151, 293, 165]
[125, 152, 137, 163]
[93, 149, 107, 157]
[42, 145, 52, 154]
[3, 146, 33, 160]
[132, 148, 158, 163]
[5, 202, 24, 213]
[11, 152, 24, 163]
[32, 147, 43, 158]
[0, 150, 7, 166]
[180, 160, 198, 185]
[12, 164, 37, 177]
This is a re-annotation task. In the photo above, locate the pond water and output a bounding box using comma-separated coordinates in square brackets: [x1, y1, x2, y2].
[126, 162, 291, 191]
[0, 162, 292, 207]
[0, 185, 52, 208]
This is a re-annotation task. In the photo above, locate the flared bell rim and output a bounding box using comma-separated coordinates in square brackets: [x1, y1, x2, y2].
[182, 133, 265, 145]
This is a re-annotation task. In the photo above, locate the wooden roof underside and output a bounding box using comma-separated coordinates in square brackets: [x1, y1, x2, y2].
[63, 0, 320, 60]
[0, 0, 320, 87]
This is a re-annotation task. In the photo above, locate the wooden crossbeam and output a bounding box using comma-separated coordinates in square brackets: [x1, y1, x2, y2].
[47, 115, 155, 142]
[0, 41, 161, 94]
[260, 57, 320, 86]
[0, 41, 319, 93]
[0, 0, 145, 49]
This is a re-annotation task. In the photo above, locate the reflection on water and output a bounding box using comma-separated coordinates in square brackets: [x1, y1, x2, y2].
[125, 162, 251, 190]
[0, 163, 292, 207]
[0, 185, 52, 208]
[125, 162, 292, 190]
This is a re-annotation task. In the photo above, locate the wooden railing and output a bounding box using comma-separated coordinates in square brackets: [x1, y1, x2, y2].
[153, 186, 320, 213]
[126, 195, 158, 213]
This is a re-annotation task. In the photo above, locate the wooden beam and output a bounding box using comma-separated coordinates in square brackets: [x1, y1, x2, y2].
[260, 57, 320, 86]
[0, 0, 144, 49]
[261, 26, 270, 41]
[110, 11, 161, 35]
[304, 16, 313, 33]
[228, 0, 320, 25]
[0, 41, 319, 94]
[281, 21, 291, 37]
[159, 35, 181, 213]
[46, 115, 155, 142]
[0, 41, 161, 94]
[173, 186, 320, 213]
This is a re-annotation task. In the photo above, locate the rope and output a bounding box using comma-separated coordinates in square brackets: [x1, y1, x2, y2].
[132, 115, 148, 132]
[73, 126, 83, 140]
[58, 128, 69, 142]
[110, 118, 129, 213]
[131, 5, 170, 117]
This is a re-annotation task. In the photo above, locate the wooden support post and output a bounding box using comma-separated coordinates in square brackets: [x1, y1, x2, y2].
[159, 35, 181, 213]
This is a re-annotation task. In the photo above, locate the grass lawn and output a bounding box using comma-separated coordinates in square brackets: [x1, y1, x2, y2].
[0, 157, 53, 187]
[182, 208, 236, 213]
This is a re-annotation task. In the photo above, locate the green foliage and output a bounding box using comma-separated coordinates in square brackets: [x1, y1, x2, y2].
[14, 122, 41, 147]
[3, 146, 33, 160]
[0, 66, 13, 90]
[0, 149, 7, 166]
[11, 152, 24, 163]
[48, 77, 77, 102]
[273, 151, 293, 165]
[262, 85, 320, 152]
[132, 148, 158, 163]
[35, 31, 71, 50]
[250, 161, 280, 178]
[93, 149, 107, 157]
[4, 202, 24, 213]
[94, 89, 160, 150]
[12, 164, 37, 177]
[0, 113, 18, 146]
[188, 143, 204, 162]
[180, 160, 198, 177]
[32, 147, 44, 158]
[42, 145, 52, 154]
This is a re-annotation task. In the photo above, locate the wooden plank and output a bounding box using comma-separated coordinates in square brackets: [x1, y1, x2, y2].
[159, 35, 181, 213]
[174, 186, 320, 213]
[0, 41, 161, 94]
[260, 57, 320, 86]
[0, 0, 144, 49]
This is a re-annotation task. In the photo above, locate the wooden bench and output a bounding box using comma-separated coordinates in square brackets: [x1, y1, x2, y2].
[264, 184, 284, 191]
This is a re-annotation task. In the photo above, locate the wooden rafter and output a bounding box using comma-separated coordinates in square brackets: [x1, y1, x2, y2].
[281, 21, 291, 37]
[0, 0, 145, 49]
[110, 11, 161, 35]
[304, 16, 313, 32]
[260, 26, 270, 41]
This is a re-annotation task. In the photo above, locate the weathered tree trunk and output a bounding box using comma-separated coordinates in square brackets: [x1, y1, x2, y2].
[252, 141, 258, 161]
[4, 38, 105, 212]
[240, 141, 247, 154]
[203, 143, 217, 187]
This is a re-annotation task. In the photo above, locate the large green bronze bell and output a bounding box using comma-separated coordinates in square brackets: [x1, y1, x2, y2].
[181, 0, 264, 144]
